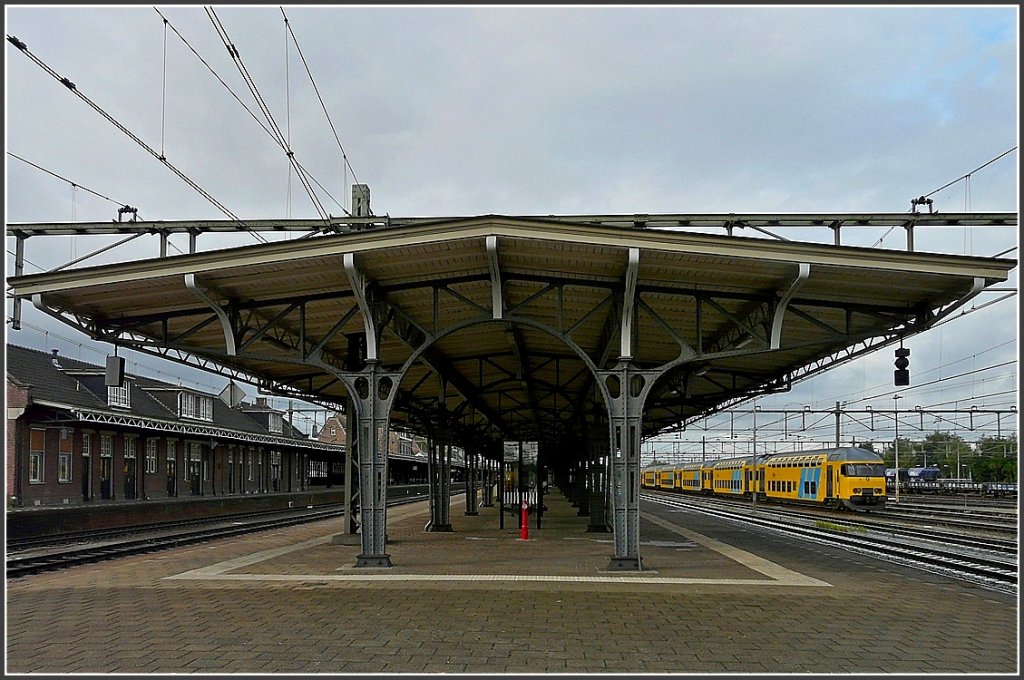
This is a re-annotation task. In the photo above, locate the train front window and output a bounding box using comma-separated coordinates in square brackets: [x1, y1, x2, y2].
[842, 463, 885, 477]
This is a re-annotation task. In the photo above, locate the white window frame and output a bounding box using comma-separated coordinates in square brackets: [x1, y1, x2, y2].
[53, 426, 73, 484]
[58, 452, 73, 483]
[100, 433, 114, 458]
[145, 439, 158, 474]
[178, 391, 214, 421]
[268, 413, 283, 434]
[29, 428, 45, 484]
[124, 436, 137, 459]
[107, 382, 131, 408]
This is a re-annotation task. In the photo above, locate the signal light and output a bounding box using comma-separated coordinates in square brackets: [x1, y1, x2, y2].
[894, 346, 910, 386]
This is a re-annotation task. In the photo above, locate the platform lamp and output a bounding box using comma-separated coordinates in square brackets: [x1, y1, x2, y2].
[893, 394, 901, 504]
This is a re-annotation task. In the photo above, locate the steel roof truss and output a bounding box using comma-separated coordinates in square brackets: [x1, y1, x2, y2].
[635, 296, 697, 361]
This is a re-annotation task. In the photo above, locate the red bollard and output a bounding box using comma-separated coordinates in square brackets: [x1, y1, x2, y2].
[519, 498, 529, 540]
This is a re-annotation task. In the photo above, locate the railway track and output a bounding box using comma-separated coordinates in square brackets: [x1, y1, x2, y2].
[642, 490, 1017, 595]
[869, 504, 1018, 534]
[6, 492, 439, 579]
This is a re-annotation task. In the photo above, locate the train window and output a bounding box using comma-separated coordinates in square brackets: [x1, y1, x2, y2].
[842, 464, 885, 477]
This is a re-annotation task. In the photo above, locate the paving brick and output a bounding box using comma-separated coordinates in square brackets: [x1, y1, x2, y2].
[5, 491, 1017, 674]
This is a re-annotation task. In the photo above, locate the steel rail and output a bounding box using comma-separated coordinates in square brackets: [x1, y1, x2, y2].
[642, 491, 1017, 595]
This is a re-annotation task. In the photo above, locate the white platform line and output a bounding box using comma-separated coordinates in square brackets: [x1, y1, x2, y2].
[166, 507, 830, 587]
[167, 572, 827, 585]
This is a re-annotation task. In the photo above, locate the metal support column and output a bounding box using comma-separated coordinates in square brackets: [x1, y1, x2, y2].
[440, 441, 452, 528]
[424, 436, 438, 530]
[586, 437, 610, 533]
[425, 435, 453, 531]
[345, 360, 398, 567]
[465, 451, 479, 516]
[597, 360, 657, 571]
[481, 458, 494, 507]
[576, 455, 590, 517]
[331, 396, 360, 545]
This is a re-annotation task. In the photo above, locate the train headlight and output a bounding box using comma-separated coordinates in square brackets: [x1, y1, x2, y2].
[853, 488, 861, 493]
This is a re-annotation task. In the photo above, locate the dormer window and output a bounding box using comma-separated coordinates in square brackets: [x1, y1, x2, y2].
[268, 413, 283, 434]
[179, 391, 213, 421]
[107, 382, 131, 408]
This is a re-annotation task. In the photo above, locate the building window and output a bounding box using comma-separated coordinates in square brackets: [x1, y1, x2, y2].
[124, 437, 137, 459]
[58, 428, 73, 483]
[29, 429, 45, 483]
[178, 391, 213, 421]
[269, 413, 283, 434]
[248, 447, 255, 481]
[166, 440, 177, 465]
[146, 439, 158, 474]
[59, 453, 73, 483]
[330, 426, 336, 437]
[82, 431, 92, 457]
[107, 382, 131, 408]
[101, 434, 113, 457]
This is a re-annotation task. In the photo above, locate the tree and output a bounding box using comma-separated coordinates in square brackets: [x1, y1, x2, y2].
[919, 431, 971, 470]
[880, 438, 917, 468]
[970, 435, 1018, 483]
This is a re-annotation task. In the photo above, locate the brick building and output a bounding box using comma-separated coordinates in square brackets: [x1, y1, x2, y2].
[5, 344, 344, 508]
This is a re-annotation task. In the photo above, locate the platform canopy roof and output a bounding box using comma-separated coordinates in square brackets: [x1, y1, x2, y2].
[8, 213, 1017, 453]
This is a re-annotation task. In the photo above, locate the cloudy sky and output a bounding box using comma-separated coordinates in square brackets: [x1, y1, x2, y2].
[4, 5, 1019, 448]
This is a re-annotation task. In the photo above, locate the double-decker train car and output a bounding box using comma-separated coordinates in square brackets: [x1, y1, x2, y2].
[708, 454, 765, 497]
[642, 446, 888, 511]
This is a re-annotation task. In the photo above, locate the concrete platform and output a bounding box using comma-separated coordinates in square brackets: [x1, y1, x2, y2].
[5, 489, 1017, 673]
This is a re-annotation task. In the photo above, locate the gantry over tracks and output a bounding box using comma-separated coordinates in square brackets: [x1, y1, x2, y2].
[7, 211, 1017, 569]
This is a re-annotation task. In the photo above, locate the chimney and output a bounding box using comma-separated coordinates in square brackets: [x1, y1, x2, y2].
[256, 397, 268, 408]
[51, 349, 62, 369]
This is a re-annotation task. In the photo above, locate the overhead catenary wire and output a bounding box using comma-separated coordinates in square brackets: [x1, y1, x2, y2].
[6, 152, 189, 259]
[281, 6, 365, 215]
[871, 146, 1018, 248]
[5, 33, 266, 245]
[151, 8, 346, 216]
[921, 146, 1018, 200]
[689, 341, 1017, 439]
[205, 6, 329, 222]
[7, 152, 140, 214]
[160, 16, 168, 159]
[284, 12, 292, 220]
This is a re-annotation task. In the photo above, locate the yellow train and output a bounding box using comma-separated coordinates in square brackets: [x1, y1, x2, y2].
[642, 446, 887, 511]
